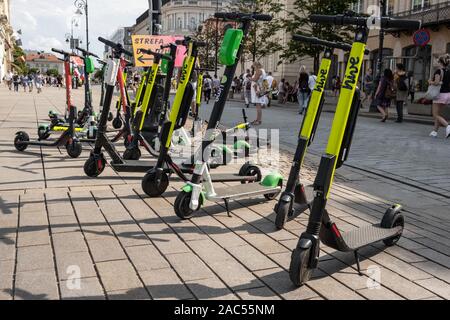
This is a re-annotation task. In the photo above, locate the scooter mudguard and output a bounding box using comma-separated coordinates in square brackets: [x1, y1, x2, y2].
[233, 140, 251, 152]
[221, 145, 233, 156]
[38, 124, 48, 131]
[219, 29, 244, 66]
[261, 173, 283, 188]
[182, 184, 205, 206]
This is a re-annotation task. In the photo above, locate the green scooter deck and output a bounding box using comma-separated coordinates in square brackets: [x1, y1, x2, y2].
[213, 183, 281, 200]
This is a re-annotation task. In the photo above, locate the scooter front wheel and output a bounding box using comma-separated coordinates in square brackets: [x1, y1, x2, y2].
[275, 200, 291, 230]
[289, 247, 314, 287]
[66, 140, 82, 158]
[14, 132, 30, 152]
[84, 154, 106, 177]
[174, 191, 200, 220]
[141, 170, 169, 197]
[112, 117, 123, 129]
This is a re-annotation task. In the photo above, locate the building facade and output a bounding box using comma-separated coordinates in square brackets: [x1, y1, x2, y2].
[161, 0, 233, 36]
[335, 0, 450, 91]
[0, 0, 14, 80]
[105, 27, 134, 57]
[25, 51, 64, 75]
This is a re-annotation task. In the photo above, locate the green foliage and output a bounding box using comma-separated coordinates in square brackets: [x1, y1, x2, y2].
[231, 0, 285, 63]
[28, 68, 39, 74]
[281, 0, 359, 72]
[46, 69, 59, 77]
[12, 44, 27, 73]
[93, 68, 104, 81]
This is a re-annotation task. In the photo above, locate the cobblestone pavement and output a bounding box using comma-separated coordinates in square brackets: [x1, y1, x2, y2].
[0, 87, 449, 300]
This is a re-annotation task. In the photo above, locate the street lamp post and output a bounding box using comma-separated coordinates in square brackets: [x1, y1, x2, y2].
[214, 0, 219, 77]
[75, 0, 89, 52]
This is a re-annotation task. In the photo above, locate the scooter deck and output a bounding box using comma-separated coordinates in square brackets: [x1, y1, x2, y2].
[110, 160, 157, 172]
[210, 174, 258, 183]
[214, 183, 281, 200]
[342, 225, 402, 251]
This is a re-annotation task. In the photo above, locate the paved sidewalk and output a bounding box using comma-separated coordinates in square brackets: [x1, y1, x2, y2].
[0, 87, 449, 300]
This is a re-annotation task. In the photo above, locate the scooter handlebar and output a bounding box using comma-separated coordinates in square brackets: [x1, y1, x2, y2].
[138, 48, 173, 61]
[75, 46, 100, 58]
[309, 14, 421, 30]
[51, 48, 71, 56]
[292, 34, 370, 54]
[175, 38, 206, 48]
[214, 12, 272, 22]
[98, 37, 134, 57]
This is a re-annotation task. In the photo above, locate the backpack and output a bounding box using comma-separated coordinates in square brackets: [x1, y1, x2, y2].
[245, 80, 251, 91]
[397, 75, 408, 92]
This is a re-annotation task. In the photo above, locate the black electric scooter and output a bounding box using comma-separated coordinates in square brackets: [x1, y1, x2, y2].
[14, 48, 83, 158]
[288, 13, 421, 286]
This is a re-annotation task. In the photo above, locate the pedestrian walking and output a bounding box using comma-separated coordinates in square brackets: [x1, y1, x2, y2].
[21, 75, 28, 92]
[35, 72, 43, 94]
[394, 63, 408, 123]
[375, 68, 396, 122]
[333, 76, 341, 97]
[243, 73, 252, 108]
[4, 70, 13, 90]
[265, 72, 274, 107]
[212, 75, 220, 98]
[12, 72, 20, 92]
[278, 78, 286, 104]
[429, 54, 450, 139]
[362, 68, 374, 107]
[298, 69, 311, 115]
[250, 61, 267, 125]
[28, 74, 34, 93]
[407, 71, 417, 104]
[203, 74, 212, 104]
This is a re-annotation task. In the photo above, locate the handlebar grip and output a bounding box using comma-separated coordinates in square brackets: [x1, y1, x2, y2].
[253, 14, 272, 22]
[122, 49, 134, 57]
[98, 37, 117, 49]
[51, 48, 68, 56]
[138, 48, 157, 56]
[75, 47, 100, 58]
[383, 18, 421, 30]
[214, 12, 232, 19]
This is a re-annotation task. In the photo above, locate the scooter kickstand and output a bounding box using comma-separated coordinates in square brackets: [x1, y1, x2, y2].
[354, 251, 363, 276]
[224, 199, 232, 218]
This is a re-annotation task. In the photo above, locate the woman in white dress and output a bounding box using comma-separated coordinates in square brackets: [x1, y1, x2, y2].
[250, 61, 267, 125]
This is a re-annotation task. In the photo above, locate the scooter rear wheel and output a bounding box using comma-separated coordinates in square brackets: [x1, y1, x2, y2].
[264, 181, 283, 200]
[289, 247, 314, 287]
[174, 191, 199, 220]
[142, 170, 169, 197]
[239, 163, 262, 184]
[381, 212, 404, 247]
[66, 140, 82, 158]
[14, 132, 30, 152]
[112, 117, 123, 129]
[38, 128, 51, 141]
[108, 112, 114, 122]
[123, 147, 141, 161]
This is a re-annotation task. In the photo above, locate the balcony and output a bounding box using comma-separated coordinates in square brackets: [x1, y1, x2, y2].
[392, 1, 450, 27]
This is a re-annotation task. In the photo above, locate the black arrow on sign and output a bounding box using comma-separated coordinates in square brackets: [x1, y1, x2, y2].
[137, 55, 153, 64]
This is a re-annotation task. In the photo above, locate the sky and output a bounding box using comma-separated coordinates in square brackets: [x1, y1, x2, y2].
[11, 0, 147, 56]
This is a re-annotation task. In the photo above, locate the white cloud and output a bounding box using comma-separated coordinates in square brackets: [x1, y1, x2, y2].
[11, 0, 146, 54]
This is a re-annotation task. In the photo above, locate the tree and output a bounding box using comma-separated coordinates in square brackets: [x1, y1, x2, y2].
[12, 44, 27, 73]
[281, 0, 359, 73]
[194, 19, 230, 69]
[46, 69, 59, 77]
[231, 0, 285, 63]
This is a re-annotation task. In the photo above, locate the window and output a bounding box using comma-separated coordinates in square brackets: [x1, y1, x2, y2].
[177, 17, 182, 30]
[350, 0, 363, 13]
[412, 0, 430, 11]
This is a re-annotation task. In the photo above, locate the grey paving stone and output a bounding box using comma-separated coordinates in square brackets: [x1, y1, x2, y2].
[14, 269, 59, 300]
[17, 229, 50, 247]
[414, 278, 450, 300]
[165, 252, 215, 282]
[60, 277, 105, 300]
[227, 244, 278, 271]
[126, 245, 170, 272]
[357, 286, 405, 300]
[107, 287, 151, 300]
[55, 251, 97, 281]
[236, 287, 281, 300]
[0, 242, 15, 262]
[413, 261, 450, 283]
[16, 245, 54, 272]
[52, 232, 88, 255]
[87, 238, 127, 263]
[140, 268, 194, 300]
[96, 260, 142, 292]
[185, 277, 237, 300]
[0, 260, 14, 290]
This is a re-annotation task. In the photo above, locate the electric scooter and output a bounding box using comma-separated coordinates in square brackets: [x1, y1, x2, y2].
[289, 13, 421, 286]
[174, 12, 283, 220]
[14, 48, 83, 158]
[37, 47, 100, 141]
[274, 35, 370, 230]
[141, 38, 261, 198]
[83, 37, 173, 177]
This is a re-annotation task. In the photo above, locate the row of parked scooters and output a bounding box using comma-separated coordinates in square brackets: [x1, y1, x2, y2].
[12, 12, 421, 286]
